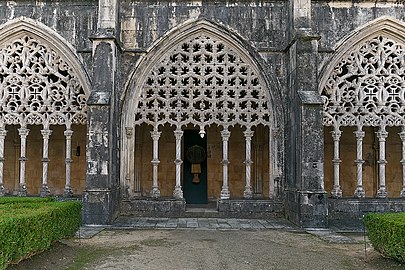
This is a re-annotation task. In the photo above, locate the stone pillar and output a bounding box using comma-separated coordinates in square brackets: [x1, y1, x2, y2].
[64, 129, 73, 197]
[124, 127, 134, 197]
[331, 129, 342, 198]
[220, 127, 230, 199]
[0, 127, 7, 196]
[173, 128, 183, 199]
[83, 29, 120, 224]
[354, 128, 365, 198]
[376, 127, 388, 198]
[40, 128, 52, 197]
[243, 129, 254, 198]
[150, 127, 161, 198]
[400, 128, 405, 197]
[285, 0, 328, 225]
[18, 127, 29, 196]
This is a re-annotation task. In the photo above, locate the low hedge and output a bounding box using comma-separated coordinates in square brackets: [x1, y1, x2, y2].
[0, 199, 81, 270]
[365, 212, 405, 263]
[0, 197, 55, 204]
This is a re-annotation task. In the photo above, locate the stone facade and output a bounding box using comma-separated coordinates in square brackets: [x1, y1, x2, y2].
[1, 0, 405, 228]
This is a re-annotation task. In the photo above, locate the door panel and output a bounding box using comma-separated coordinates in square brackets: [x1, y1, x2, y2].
[183, 130, 207, 204]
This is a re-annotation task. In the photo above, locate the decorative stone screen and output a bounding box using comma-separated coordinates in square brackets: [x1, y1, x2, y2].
[135, 34, 270, 130]
[0, 33, 87, 197]
[0, 35, 87, 126]
[321, 35, 405, 198]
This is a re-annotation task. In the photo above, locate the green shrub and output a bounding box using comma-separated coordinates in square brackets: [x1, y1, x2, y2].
[0, 200, 81, 270]
[365, 212, 405, 263]
[0, 197, 55, 204]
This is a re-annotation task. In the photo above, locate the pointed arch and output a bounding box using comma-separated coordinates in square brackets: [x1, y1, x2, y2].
[122, 18, 283, 129]
[120, 18, 284, 199]
[0, 17, 91, 126]
[319, 16, 405, 199]
[0, 17, 91, 97]
[319, 16, 405, 128]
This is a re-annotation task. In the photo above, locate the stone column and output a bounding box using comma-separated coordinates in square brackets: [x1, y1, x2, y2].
[354, 128, 365, 198]
[220, 127, 231, 199]
[173, 128, 183, 199]
[40, 128, 52, 197]
[64, 129, 73, 197]
[124, 127, 134, 197]
[243, 129, 254, 198]
[331, 129, 342, 198]
[18, 127, 29, 196]
[376, 127, 388, 198]
[400, 128, 405, 197]
[0, 127, 7, 196]
[151, 127, 161, 198]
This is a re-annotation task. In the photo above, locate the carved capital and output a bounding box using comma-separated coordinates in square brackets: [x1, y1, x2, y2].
[64, 129, 74, 138]
[331, 130, 341, 141]
[125, 127, 134, 138]
[18, 128, 30, 137]
[41, 129, 53, 138]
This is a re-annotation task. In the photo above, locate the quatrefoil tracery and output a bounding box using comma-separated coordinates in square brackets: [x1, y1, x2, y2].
[0, 35, 87, 127]
[322, 36, 405, 128]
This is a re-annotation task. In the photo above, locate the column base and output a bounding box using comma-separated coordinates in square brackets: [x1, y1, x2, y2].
[220, 188, 230, 200]
[331, 185, 342, 198]
[173, 186, 183, 200]
[64, 186, 73, 197]
[401, 188, 405, 198]
[377, 187, 388, 198]
[354, 186, 365, 198]
[40, 184, 50, 197]
[151, 188, 161, 198]
[18, 184, 27, 197]
[0, 185, 4, 196]
[243, 188, 253, 199]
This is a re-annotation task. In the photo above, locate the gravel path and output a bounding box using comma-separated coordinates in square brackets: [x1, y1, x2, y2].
[11, 229, 403, 270]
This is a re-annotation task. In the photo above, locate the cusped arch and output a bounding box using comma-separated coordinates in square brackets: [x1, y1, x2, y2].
[0, 17, 91, 127]
[319, 16, 405, 128]
[122, 19, 283, 130]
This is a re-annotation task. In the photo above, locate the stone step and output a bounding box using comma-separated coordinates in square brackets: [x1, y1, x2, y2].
[184, 207, 221, 218]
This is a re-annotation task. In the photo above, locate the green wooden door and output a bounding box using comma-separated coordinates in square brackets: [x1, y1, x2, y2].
[183, 130, 208, 204]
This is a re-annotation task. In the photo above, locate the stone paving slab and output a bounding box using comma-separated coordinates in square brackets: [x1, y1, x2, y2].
[306, 229, 358, 244]
[75, 226, 105, 239]
[76, 217, 362, 245]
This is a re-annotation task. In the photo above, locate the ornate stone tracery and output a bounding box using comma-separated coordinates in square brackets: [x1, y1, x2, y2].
[321, 35, 405, 128]
[0, 34, 87, 127]
[134, 34, 271, 130]
[321, 33, 405, 198]
[0, 23, 88, 197]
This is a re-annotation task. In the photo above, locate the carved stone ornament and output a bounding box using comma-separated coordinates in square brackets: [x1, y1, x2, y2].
[134, 34, 271, 129]
[0, 34, 87, 126]
[321, 35, 405, 128]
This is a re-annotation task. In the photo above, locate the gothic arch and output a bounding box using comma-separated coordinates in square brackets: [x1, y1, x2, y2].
[319, 16, 405, 198]
[122, 19, 283, 129]
[121, 19, 283, 199]
[0, 17, 91, 127]
[0, 17, 90, 196]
